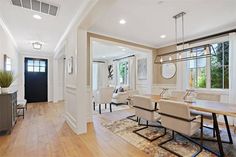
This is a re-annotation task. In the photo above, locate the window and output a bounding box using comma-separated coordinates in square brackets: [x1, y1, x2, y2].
[118, 61, 129, 85]
[210, 42, 229, 89]
[188, 41, 229, 89]
[27, 59, 46, 73]
[4, 55, 12, 71]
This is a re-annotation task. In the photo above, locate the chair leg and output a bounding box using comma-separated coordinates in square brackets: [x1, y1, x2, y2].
[126, 115, 138, 122]
[133, 121, 167, 142]
[105, 104, 107, 109]
[23, 108, 24, 119]
[159, 130, 203, 157]
[99, 104, 101, 114]
[213, 122, 216, 137]
[109, 103, 112, 112]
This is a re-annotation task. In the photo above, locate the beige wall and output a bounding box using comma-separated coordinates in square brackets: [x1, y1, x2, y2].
[153, 45, 177, 85]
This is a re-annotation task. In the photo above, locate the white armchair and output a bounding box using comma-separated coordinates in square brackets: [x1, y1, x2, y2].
[93, 87, 114, 114]
[112, 92, 129, 105]
[111, 85, 139, 105]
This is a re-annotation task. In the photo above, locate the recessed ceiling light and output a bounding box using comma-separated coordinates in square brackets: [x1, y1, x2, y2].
[157, 1, 164, 5]
[160, 35, 166, 39]
[119, 19, 126, 25]
[102, 56, 106, 58]
[32, 42, 42, 50]
[33, 14, 42, 20]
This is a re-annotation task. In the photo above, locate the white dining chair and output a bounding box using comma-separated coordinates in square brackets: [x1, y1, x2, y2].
[158, 100, 203, 157]
[132, 95, 166, 141]
[171, 90, 187, 99]
[191, 92, 221, 137]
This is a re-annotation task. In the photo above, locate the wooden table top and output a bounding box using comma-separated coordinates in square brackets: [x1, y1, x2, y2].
[142, 94, 236, 117]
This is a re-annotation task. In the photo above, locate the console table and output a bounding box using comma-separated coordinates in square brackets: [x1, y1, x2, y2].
[0, 91, 17, 134]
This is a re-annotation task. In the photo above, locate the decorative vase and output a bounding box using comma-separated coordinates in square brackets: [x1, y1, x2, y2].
[1, 87, 9, 93]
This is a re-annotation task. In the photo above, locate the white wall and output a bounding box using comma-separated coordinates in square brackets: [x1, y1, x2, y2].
[63, 26, 90, 134]
[0, 24, 18, 92]
[53, 47, 65, 103]
[18, 53, 53, 101]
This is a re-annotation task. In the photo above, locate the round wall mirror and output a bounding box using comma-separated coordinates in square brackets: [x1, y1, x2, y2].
[161, 63, 176, 79]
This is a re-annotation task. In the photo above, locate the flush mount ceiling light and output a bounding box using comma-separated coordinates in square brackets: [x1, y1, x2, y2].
[119, 19, 126, 24]
[160, 35, 166, 39]
[32, 42, 42, 50]
[33, 14, 42, 20]
[122, 48, 126, 51]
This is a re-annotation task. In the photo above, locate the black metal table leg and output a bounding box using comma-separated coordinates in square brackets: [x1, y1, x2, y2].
[93, 102, 95, 111]
[224, 115, 233, 144]
[212, 113, 224, 156]
[154, 102, 157, 110]
[99, 104, 101, 114]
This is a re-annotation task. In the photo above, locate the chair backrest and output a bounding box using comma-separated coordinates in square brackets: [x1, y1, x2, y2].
[171, 90, 186, 99]
[159, 100, 195, 136]
[133, 95, 156, 121]
[196, 93, 220, 102]
[94, 87, 114, 104]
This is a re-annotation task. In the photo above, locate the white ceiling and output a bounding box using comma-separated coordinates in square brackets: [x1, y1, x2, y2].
[89, 0, 236, 48]
[0, 0, 87, 54]
[93, 41, 136, 60]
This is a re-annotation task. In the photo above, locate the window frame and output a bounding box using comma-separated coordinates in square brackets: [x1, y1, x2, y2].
[187, 36, 229, 91]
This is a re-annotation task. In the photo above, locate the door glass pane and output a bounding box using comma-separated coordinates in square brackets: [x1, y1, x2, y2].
[40, 61, 46, 67]
[34, 60, 40, 66]
[28, 60, 33, 66]
[40, 67, 45, 72]
[28, 66, 33, 72]
[34, 66, 40, 72]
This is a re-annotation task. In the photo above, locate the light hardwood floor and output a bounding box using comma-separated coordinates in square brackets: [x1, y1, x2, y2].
[0, 102, 149, 157]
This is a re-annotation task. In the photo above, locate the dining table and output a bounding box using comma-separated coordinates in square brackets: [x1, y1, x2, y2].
[143, 94, 236, 157]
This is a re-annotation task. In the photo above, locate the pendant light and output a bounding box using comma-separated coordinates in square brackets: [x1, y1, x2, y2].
[155, 12, 215, 64]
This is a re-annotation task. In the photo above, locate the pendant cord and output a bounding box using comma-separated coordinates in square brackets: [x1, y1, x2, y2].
[175, 16, 177, 46]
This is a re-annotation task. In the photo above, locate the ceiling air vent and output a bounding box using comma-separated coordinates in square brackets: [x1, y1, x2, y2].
[11, 0, 59, 16]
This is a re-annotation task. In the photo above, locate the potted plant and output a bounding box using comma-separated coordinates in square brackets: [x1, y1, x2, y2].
[0, 70, 14, 94]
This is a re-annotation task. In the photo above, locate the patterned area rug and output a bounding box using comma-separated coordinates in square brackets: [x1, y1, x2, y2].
[93, 104, 130, 114]
[102, 117, 236, 157]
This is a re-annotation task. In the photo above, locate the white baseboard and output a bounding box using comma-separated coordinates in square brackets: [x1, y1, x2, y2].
[65, 112, 79, 134]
